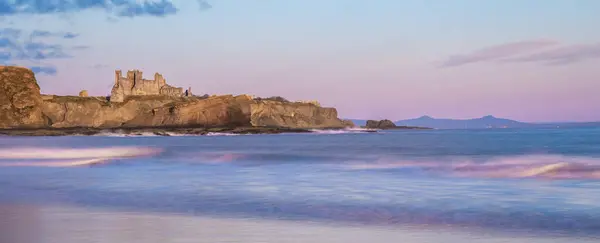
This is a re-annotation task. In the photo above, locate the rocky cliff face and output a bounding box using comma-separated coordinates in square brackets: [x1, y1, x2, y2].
[124, 95, 252, 128]
[0, 66, 46, 129]
[250, 100, 345, 128]
[1, 66, 348, 130]
[41, 95, 179, 128]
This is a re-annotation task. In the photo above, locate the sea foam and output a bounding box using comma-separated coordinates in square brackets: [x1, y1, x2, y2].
[0, 146, 163, 167]
[346, 154, 600, 180]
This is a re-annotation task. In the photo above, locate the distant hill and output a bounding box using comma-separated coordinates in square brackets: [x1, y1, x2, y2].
[394, 115, 533, 129]
[346, 116, 600, 130]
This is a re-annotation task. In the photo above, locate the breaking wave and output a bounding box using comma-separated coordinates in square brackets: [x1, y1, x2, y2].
[346, 155, 600, 180]
[91, 132, 185, 137]
[309, 128, 377, 134]
[0, 146, 163, 167]
[90, 132, 242, 137]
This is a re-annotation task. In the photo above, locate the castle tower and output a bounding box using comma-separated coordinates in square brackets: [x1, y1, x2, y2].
[133, 70, 143, 84]
[126, 70, 135, 81]
[155, 73, 165, 87]
[114, 70, 122, 86]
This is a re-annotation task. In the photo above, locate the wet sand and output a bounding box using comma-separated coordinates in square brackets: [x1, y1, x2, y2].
[0, 204, 596, 243]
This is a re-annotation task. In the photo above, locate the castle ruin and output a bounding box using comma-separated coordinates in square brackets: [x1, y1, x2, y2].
[110, 69, 191, 102]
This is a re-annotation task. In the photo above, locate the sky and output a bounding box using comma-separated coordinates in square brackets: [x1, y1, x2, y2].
[1, 0, 599, 122]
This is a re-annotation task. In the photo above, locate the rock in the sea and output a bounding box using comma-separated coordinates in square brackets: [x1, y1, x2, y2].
[365, 119, 397, 129]
[342, 119, 356, 128]
[0, 66, 46, 129]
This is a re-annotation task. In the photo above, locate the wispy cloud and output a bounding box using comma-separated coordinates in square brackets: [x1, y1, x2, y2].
[439, 40, 558, 68]
[0, 0, 180, 18]
[63, 32, 79, 39]
[0, 28, 21, 39]
[0, 27, 86, 75]
[30, 65, 58, 75]
[116, 0, 178, 17]
[198, 0, 213, 11]
[29, 30, 80, 40]
[502, 43, 600, 66]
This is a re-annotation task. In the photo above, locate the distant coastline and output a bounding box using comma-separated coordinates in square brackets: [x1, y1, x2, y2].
[349, 116, 600, 130]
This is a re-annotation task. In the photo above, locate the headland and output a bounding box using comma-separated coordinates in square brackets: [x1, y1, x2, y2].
[0, 66, 360, 136]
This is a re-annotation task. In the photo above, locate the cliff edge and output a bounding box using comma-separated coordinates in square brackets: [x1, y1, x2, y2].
[0, 66, 47, 129]
[0, 66, 349, 131]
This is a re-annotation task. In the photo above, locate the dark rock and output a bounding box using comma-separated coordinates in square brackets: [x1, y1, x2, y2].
[365, 119, 397, 129]
[342, 119, 356, 128]
[254, 96, 289, 103]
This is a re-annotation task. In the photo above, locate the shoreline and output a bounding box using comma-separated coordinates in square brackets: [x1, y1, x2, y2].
[0, 126, 380, 136]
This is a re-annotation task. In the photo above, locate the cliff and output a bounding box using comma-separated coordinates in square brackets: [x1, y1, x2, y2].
[250, 100, 342, 128]
[0, 66, 349, 132]
[0, 66, 47, 128]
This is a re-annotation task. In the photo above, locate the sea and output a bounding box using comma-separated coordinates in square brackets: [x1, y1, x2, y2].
[0, 127, 599, 243]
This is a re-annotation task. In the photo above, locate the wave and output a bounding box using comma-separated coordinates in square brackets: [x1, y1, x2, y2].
[90, 131, 242, 137]
[205, 132, 241, 136]
[345, 155, 600, 180]
[0, 146, 163, 167]
[92, 132, 180, 137]
[309, 128, 377, 134]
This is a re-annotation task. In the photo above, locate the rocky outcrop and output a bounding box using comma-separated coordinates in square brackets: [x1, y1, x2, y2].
[249, 100, 345, 128]
[0, 66, 46, 129]
[364, 119, 432, 130]
[124, 96, 347, 129]
[365, 119, 397, 129]
[78, 90, 88, 97]
[41, 95, 179, 128]
[342, 119, 356, 127]
[124, 95, 252, 128]
[1, 66, 348, 131]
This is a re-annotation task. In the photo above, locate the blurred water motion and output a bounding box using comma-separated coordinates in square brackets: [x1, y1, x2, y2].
[1, 204, 597, 243]
[1, 128, 600, 242]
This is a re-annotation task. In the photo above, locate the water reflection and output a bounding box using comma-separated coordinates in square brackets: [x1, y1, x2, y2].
[0, 204, 597, 243]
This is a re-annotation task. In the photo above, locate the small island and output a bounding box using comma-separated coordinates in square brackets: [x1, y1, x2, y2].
[363, 119, 431, 130]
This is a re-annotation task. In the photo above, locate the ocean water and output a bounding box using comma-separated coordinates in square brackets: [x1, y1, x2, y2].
[1, 127, 600, 242]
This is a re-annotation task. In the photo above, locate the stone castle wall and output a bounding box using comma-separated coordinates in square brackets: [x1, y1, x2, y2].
[110, 69, 189, 102]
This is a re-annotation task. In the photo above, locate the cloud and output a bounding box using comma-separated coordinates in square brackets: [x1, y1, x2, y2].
[29, 30, 80, 39]
[0, 27, 20, 39]
[198, 0, 212, 11]
[63, 32, 79, 39]
[439, 40, 558, 68]
[0, 0, 179, 18]
[502, 43, 600, 66]
[24, 42, 72, 60]
[0, 50, 10, 62]
[1, 27, 86, 75]
[30, 65, 57, 75]
[116, 0, 178, 17]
